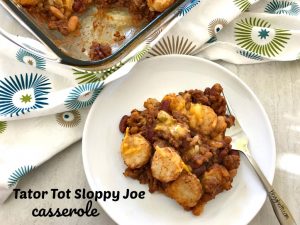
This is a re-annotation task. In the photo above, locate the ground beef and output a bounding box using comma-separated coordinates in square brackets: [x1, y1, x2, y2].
[73, 0, 89, 12]
[88, 42, 112, 61]
[223, 153, 240, 171]
[48, 20, 69, 35]
[113, 31, 126, 42]
[124, 164, 162, 193]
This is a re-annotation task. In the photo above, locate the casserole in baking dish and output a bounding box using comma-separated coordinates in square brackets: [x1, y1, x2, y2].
[0, 0, 187, 67]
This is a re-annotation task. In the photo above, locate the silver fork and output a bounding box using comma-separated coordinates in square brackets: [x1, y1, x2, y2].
[223, 93, 297, 225]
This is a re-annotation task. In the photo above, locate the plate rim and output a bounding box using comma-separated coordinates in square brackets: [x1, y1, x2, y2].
[82, 54, 276, 225]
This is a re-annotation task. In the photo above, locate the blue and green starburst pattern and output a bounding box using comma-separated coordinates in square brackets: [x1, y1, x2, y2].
[233, 0, 251, 12]
[258, 28, 270, 39]
[20, 94, 32, 103]
[179, 0, 201, 16]
[56, 110, 81, 128]
[64, 82, 104, 110]
[0, 73, 51, 117]
[235, 17, 291, 57]
[206, 36, 217, 44]
[148, 36, 199, 56]
[0, 121, 7, 134]
[73, 61, 125, 84]
[208, 18, 228, 37]
[8, 165, 35, 187]
[265, 0, 300, 16]
[238, 50, 264, 61]
[16, 49, 46, 70]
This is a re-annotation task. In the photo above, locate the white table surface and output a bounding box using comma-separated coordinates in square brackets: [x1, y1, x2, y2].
[0, 60, 299, 225]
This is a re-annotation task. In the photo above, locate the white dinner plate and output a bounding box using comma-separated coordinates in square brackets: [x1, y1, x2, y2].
[82, 55, 276, 225]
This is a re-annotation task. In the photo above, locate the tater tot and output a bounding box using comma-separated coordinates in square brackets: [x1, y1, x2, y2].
[165, 172, 203, 208]
[121, 129, 151, 169]
[147, 0, 175, 12]
[151, 145, 183, 182]
[162, 94, 187, 113]
[188, 103, 218, 135]
[211, 116, 227, 140]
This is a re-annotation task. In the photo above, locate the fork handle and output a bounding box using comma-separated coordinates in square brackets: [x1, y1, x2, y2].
[244, 153, 297, 225]
[267, 189, 297, 225]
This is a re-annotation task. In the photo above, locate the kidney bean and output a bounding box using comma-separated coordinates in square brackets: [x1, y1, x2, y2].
[160, 100, 170, 113]
[142, 126, 155, 143]
[225, 115, 235, 127]
[218, 148, 229, 162]
[212, 83, 223, 94]
[119, 115, 129, 133]
[224, 136, 232, 144]
[193, 165, 206, 177]
[229, 150, 240, 156]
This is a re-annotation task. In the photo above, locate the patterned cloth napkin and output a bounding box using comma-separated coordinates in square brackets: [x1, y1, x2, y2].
[1, 0, 300, 202]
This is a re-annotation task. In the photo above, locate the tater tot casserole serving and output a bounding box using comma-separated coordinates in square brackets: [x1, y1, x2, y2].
[119, 84, 241, 215]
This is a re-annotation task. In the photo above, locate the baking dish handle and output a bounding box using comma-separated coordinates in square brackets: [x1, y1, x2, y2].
[0, 26, 60, 62]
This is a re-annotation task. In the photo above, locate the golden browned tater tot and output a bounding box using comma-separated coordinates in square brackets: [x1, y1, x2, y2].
[121, 129, 151, 169]
[165, 172, 203, 208]
[151, 145, 183, 182]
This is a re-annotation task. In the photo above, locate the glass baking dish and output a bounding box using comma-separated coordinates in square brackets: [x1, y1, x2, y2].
[0, 0, 187, 68]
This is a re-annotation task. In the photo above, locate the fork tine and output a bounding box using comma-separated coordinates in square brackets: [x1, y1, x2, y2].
[222, 91, 243, 130]
[222, 91, 236, 118]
